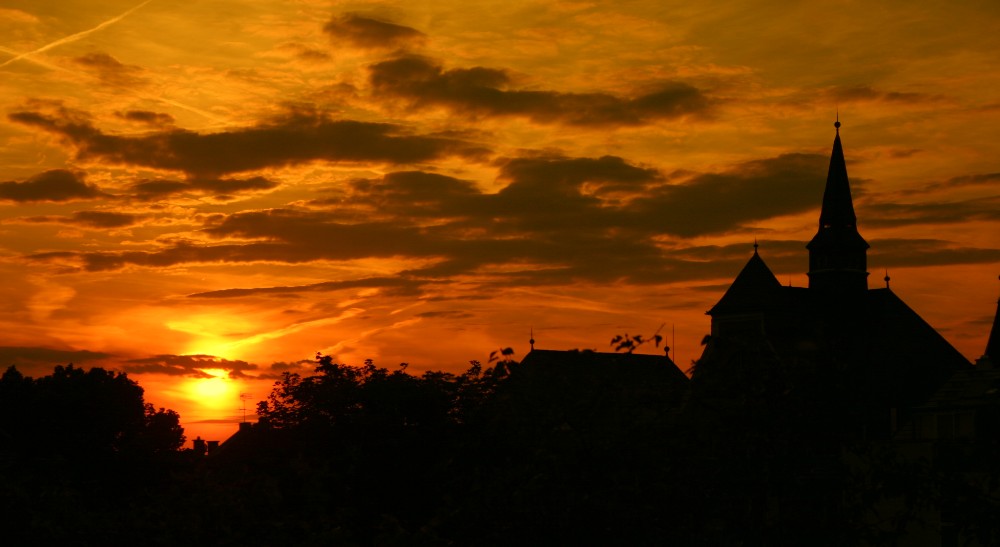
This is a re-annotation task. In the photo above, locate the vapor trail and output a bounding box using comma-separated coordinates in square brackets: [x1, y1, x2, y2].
[0, 0, 153, 69]
[0, 45, 75, 74]
[0, 30, 226, 124]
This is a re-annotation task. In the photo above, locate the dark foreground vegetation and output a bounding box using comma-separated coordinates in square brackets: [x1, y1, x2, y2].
[1, 341, 999, 546]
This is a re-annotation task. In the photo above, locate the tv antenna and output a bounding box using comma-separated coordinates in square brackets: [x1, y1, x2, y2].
[239, 392, 252, 423]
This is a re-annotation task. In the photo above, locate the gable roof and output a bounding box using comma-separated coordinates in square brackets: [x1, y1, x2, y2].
[520, 348, 685, 377]
[517, 349, 690, 394]
[854, 288, 971, 404]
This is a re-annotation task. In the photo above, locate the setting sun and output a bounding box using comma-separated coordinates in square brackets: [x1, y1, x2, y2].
[184, 368, 240, 411]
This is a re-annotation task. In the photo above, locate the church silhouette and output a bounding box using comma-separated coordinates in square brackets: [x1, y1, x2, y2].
[700, 120, 972, 439]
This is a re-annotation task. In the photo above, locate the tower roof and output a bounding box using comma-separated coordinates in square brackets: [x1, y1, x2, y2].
[819, 122, 858, 229]
[807, 120, 870, 292]
[708, 247, 783, 315]
[986, 288, 1000, 362]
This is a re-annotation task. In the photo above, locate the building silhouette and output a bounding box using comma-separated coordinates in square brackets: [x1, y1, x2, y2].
[701, 121, 972, 438]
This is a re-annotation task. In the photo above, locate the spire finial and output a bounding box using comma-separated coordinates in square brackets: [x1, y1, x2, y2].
[884, 270, 890, 289]
[834, 111, 841, 132]
[529, 328, 535, 350]
[753, 237, 759, 254]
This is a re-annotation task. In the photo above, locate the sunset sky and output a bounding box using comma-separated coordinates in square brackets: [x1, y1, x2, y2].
[1, 0, 998, 442]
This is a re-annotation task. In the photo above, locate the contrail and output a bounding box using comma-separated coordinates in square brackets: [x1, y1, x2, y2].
[0, 30, 227, 124]
[0, 44, 75, 74]
[0, 0, 153, 69]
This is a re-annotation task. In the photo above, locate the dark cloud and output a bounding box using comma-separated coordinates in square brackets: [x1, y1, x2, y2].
[122, 354, 259, 379]
[129, 180, 189, 199]
[416, 310, 474, 319]
[637, 153, 831, 237]
[368, 56, 712, 126]
[827, 85, 938, 104]
[73, 52, 146, 87]
[34, 152, 979, 292]
[18, 210, 140, 228]
[72, 211, 138, 228]
[256, 359, 318, 379]
[177, 239, 818, 304]
[926, 172, 1000, 191]
[869, 238, 1000, 268]
[9, 106, 489, 177]
[28, 241, 301, 272]
[861, 196, 1000, 227]
[0, 346, 114, 376]
[189, 276, 423, 299]
[342, 170, 482, 218]
[323, 14, 426, 50]
[116, 110, 175, 127]
[279, 43, 332, 62]
[23, 152, 839, 287]
[129, 176, 279, 200]
[0, 169, 105, 202]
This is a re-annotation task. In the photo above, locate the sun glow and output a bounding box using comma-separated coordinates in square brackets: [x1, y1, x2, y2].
[185, 368, 240, 411]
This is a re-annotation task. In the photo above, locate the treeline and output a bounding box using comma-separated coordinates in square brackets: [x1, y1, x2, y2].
[1, 343, 998, 545]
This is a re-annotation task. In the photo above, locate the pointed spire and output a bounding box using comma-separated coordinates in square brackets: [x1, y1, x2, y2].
[820, 118, 857, 230]
[529, 328, 535, 351]
[807, 118, 870, 293]
[985, 275, 1000, 362]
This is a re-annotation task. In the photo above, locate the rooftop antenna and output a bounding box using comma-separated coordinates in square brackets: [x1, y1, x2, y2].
[239, 392, 252, 423]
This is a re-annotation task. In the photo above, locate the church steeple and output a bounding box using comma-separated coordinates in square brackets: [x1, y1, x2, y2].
[982, 277, 1000, 366]
[819, 119, 857, 230]
[807, 119, 870, 293]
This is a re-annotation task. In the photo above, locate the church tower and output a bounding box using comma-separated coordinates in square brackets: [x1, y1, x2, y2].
[807, 120, 870, 294]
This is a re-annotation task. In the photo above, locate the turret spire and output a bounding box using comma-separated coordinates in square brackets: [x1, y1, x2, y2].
[986, 276, 1000, 361]
[806, 119, 870, 294]
[819, 119, 857, 230]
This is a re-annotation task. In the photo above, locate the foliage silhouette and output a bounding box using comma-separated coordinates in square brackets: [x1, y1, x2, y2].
[0, 364, 187, 544]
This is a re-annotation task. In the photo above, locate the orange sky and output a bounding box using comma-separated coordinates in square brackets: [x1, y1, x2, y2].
[0, 0, 997, 443]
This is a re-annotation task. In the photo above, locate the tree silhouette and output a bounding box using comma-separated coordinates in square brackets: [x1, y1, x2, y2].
[0, 364, 187, 544]
[0, 364, 184, 460]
